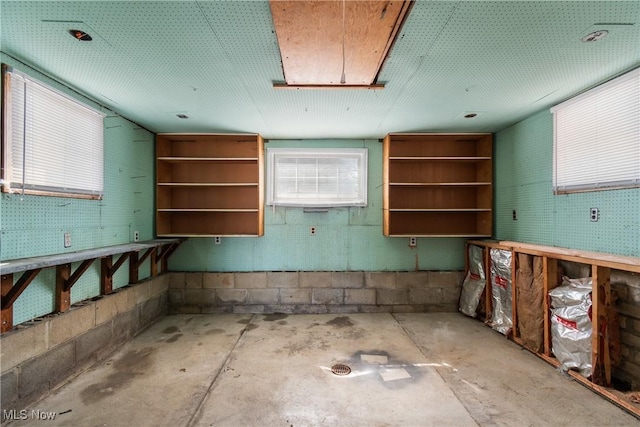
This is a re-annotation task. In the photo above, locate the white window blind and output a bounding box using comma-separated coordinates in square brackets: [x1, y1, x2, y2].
[2, 67, 105, 198]
[266, 148, 367, 207]
[551, 67, 640, 194]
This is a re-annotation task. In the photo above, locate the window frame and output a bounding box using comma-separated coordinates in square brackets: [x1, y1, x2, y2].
[266, 147, 368, 207]
[1, 64, 105, 200]
[551, 67, 640, 195]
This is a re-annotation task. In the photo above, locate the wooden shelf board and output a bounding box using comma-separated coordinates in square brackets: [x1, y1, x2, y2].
[390, 208, 491, 212]
[389, 156, 491, 161]
[157, 157, 258, 162]
[389, 233, 492, 238]
[157, 233, 261, 238]
[157, 183, 259, 187]
[389, 182, 492, 186]
[158, 208, 259, 213]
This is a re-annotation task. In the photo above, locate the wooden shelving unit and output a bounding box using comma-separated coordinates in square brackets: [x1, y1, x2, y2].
[156, 133, 264, 237]
[383, 133, 493, 237]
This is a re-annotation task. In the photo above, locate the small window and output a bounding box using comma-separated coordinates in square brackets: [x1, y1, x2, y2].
[266, 147, 367, 207]
[551, 67, 640, 194]
[2, 65, 105, 199]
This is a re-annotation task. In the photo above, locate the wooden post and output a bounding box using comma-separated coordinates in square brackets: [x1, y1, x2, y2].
[129, 252, 139, 284]
[511, 249, 519, 342]
[101, 256, 114, 295]
[56, 263, 71, 312]
[150, 247, 158, 277]
[543, 256, 558, 357]
[592, 265, 611, 386]
[484, 247, 492, 321]
[1, 274, 14, 333]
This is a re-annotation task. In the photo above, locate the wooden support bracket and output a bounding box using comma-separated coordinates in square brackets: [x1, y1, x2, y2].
[1, 270, 42, 333]
[101, 252, 131, 295]
[158, 243, 179, 273]
[55, 259, 95, 313]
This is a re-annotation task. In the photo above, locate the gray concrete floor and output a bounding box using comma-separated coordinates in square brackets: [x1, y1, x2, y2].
[9, 313, 639, 426]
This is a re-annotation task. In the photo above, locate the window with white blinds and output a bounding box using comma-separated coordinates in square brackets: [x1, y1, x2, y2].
[551, 67, 640, 194]
[266, 148, 367, 207]
[2, 65, 105, 199]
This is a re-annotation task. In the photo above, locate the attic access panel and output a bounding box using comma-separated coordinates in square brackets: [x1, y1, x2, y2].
[270, 0, 412, 87]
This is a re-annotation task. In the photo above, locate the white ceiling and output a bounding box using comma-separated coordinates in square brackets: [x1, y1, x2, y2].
[1, 1, 639, 139]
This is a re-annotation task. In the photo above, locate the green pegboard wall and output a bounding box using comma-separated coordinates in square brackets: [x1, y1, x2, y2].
[1, 57, 155, 324]
[495, 109, 640, 256]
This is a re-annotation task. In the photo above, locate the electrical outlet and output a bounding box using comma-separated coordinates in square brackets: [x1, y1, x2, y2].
[133, 231, 140, 242]
[512, 209, 517, 221]
[409, 237, 417, 247]
[310, 227, 316, 235]
[64, 232, 71, 248]
[214, 236, 222, 245]
[590, 207, 599, 222]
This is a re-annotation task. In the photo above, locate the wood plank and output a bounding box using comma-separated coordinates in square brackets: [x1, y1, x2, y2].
[499, 241, 640, 272]
[273, 83, 384, 89]
[592, 265, 612, 386]
[270, 0, 410, 85]
[56, 264, 71, 313]
[64, 259, 95, 292]
[0, 239, 182, 275]
[511, 249, 519, 340]
[1, 274, 14, 333]
[129, 252, 139, 285]
[543, 256, 558, 357]
[101, 256, 114, 295]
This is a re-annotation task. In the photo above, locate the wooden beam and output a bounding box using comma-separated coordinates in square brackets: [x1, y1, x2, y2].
[273, 83, 385, 90]
[129, 252, 139, 284]
[150, 248, 158, 277]
[134, 248, 155, 270]
[543, 256, 558, 357]
[1, 269, 42, 310]
[591, 265, 611, 386]
[511, 249, 518, 340]
[64, 259, 95, 292]
[159, 243, 180, 273]
[56, 263, 71, 313]
[101, 256, 114, 295]
[101, 252, 132, 295]
[1, 274, 14, 333]
[484, 247, 492, 321]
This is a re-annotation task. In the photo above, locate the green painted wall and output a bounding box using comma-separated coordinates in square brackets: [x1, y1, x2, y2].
[0, 54, 155, 323]
[168, 139, 466, 272]
[494, 109, 639, 257]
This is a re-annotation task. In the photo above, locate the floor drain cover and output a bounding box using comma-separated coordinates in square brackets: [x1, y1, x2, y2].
[331, 364, 351, 376]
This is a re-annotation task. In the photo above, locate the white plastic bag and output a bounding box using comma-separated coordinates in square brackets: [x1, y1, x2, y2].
[549, 277, 592, 377]
[490, 248, 512, 335]
[459, 245, 486, 318]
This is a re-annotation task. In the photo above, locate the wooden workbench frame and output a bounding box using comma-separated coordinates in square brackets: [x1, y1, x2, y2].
[466, 239, 640, 417]
[0, 239, 182, 333]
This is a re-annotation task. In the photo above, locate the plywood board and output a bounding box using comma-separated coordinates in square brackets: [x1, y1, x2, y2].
[270, 0, 411, 85]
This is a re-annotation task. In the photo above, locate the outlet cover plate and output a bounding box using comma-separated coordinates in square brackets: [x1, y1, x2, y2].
[64, 232, 71, 248]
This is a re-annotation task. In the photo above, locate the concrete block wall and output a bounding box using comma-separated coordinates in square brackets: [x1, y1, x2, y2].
[168, 271, 464, 314]
[0, 274, 169, 415]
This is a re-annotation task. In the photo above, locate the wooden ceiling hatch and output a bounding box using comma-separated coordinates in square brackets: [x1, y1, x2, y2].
[270, 0, 413, 89]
